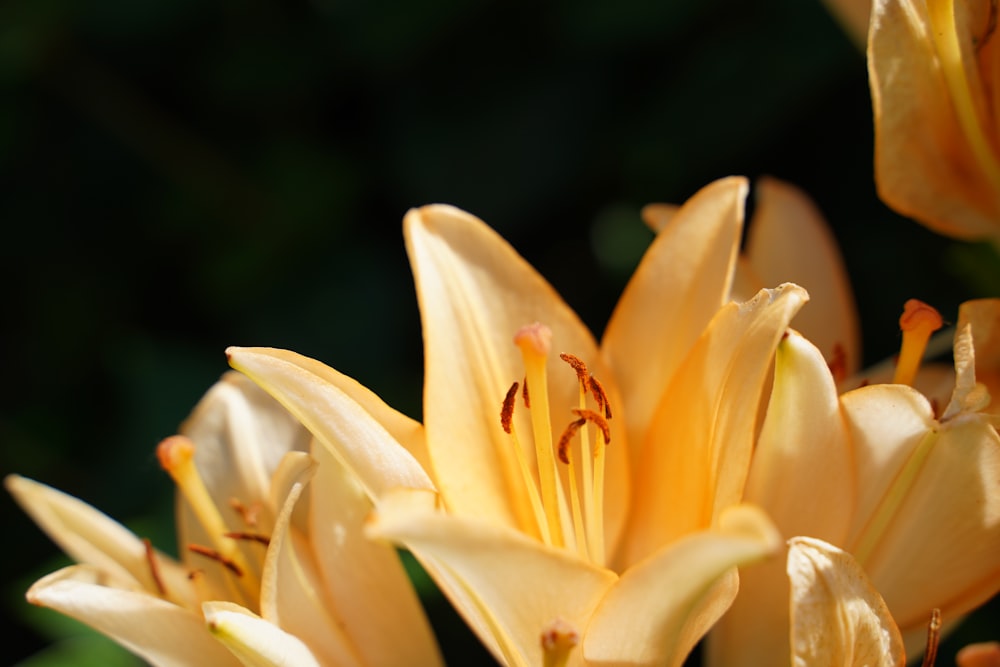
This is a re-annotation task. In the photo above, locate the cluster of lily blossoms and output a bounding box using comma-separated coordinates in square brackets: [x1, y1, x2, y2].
[12, 1, 1000, 666]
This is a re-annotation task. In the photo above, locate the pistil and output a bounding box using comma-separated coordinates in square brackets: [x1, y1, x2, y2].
[894, 299, 944, 386]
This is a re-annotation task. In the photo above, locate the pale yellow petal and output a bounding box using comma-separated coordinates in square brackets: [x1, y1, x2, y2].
[308, 432, 443, 667]
[787, 537, 905, 667]
[204, 601, 322, 667]
[869, 0, 1000, 238]
[27, 564, 241, 667]
[226, 346, 434, 501]
[5, 474, 201, 609]
[708, 331, 854, 667]
[367, 488, 617, 667]
[856, 412, 1000, 646]
[585, 505, 781, 667]
[958, 298, 1000, 399]
[603, 177, 746, 476]
[404, 204, 628, 548]
[745, 177, 861, 377]
[258, 454, 364, 667]
[619, 284, 808, 566]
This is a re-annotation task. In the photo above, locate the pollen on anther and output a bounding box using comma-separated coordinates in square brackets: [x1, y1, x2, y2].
[522, 377, 530, 408]
[557, 418, 586, 464]
[588, 375, 612, 419]
[559, 353, 589, 384]
[501, 382, 519, 434]
[572, 408, 611, 444]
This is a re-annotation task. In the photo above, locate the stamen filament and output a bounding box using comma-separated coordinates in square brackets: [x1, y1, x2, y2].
[514, 324, 565, 547]
[894, 299, 944, 386]
[558, 418, 589, 560]
[502, 382, 552, 545]
[143, 537, 167, 597]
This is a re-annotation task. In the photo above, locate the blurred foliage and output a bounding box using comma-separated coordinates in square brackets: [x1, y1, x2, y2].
[0, 0, 990, 665]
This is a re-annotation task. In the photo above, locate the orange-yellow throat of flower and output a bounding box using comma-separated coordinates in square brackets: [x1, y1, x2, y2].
[501, 322, 612, 567]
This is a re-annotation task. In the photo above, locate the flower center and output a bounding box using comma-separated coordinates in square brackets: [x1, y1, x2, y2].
[501, 322, 612, 566]
[156, 435, 268, 610]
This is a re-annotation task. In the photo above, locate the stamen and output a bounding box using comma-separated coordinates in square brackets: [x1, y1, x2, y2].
[557, 416, 589, 559]
[894, 299, 944, 386]
[501, 382, 519, 434]
[571, 408, 611, 445]
[500, 381, 551, 545]
[522, 377, 530, 408]
[921, 608, 942, 667]
[143, 538, 167, 596]
[541, 618, 579, 667]
[189, 544, 244, 577]
[225, 532, 271, 546]
[557, 418, 586, 465]
[514, 323, 565, 547]
[559, 353, 589, 384]
[588, 375, 612, 419]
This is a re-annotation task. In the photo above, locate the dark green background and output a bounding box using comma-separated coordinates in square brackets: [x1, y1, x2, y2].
[2, 0, 997, 664]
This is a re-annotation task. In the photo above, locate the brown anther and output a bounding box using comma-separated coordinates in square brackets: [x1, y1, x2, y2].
[557, 419, 586, 464]
[828, 343, 847, 384]
[572, 408, 611, 444]
[188, 544, 244, 577]
[143, 538, 167, 596]
[501, 382, 519, 434]
[522, 376, 530, 408]
[559, 353, 589, 384]
[588, 375, 612, 419]
[921, 608, 942, 667]
[224, 532, 271, 546]
[229, 498, 261, 527]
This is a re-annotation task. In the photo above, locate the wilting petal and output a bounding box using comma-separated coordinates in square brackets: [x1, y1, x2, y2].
[742, 177, 860, 377]
[405, 204, 629, 546]
[707, 331, 854, 667]
[226, 346, 434, 501]
[308, 431, 443, 667]
[869, 0, 1000, 239]
[957, 299, 1000, 399]
[620, 284, 808, 566]
[5, 474, 201, 609]
[603, 177, 745, 473]
[788, 537, 905, 667]
[585, 505, 781, 667]
[368, 488, 616, 667]
[204, 601, 322, 667]
[28, 565, 241, 667]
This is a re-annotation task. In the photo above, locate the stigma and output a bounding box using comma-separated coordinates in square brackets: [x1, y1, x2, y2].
[894, 299, 944, 386]
[502, 322, 612, 566]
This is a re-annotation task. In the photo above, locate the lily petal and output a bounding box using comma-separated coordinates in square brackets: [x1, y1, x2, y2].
[620, 283, 808, 566]
[787, 537, 905, 667]
[368, 488, 617, 667]
[5, 474, 201, 609]
[603, 176, 745, 473]
[707, 330, 855, 667]
[405, 204, 629, 546]
[226, 346, 434, 501]
[743, 177, 861, 377]
[27, 564, 241, 667]
[584, 504, 782, 667]
[204, 601, 322, 667]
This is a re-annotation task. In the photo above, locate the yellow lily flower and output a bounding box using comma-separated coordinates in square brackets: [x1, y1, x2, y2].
[869, 0, 1000, 240]
[7, 371, 442, 667]
[228, 176, 810, 666]
[708, 299, 1000, 666]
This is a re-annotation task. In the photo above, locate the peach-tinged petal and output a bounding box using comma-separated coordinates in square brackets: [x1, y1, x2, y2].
[585, 505, 781, 667]
[308, 430, 443, 667]
[204, 601, 322, 667]
[638, 202, 679, 233]
[822, 0, 872, 49]
[368, 488, 617, 667]
[28, 565, 241, 667]
[620, 284, 808, 566]
[958, 642, 1000, 667]
[603, 177, 745, 473]
[787, 537, 905, 667]
[5, 474, 200, 608]
[744, 177, 861, 376]
[869, 0, 1000, 239]
[708, 331, 854, 667]
[405, 204, 628, 547]
[226, 346, 434, 501]
[958, 299, 1000, 398]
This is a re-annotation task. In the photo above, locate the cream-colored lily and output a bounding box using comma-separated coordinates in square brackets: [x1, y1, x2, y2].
[7, 371, 442, 667]
[228, 176, 809, 666]
[869, 0, 1000, 241]
[787, 537, 906, 667]
[708, 299, 1000, 666]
